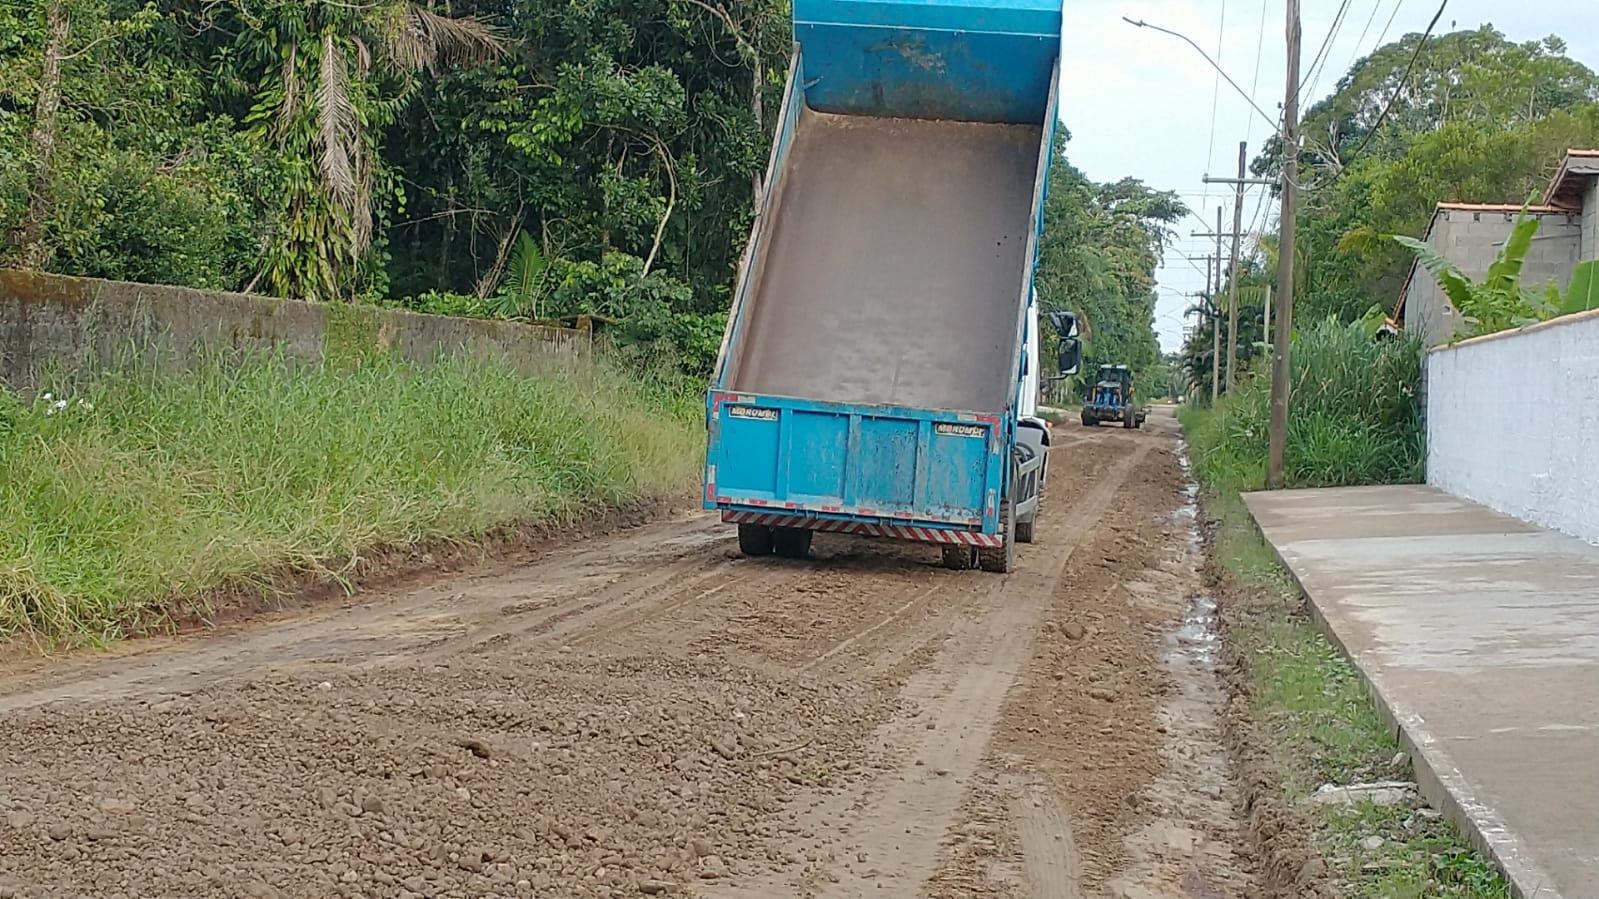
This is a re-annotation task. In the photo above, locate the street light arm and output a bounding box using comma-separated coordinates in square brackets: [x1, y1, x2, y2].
[1121, 17, 1280, 132]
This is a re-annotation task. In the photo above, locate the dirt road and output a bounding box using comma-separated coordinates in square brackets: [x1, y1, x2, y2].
[0, 409, 1256, 899]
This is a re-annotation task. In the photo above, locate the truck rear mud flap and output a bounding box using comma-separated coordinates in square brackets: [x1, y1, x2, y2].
[720, 511, 1002, 547]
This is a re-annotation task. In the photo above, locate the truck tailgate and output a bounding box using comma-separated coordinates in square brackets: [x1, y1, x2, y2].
[706, 392, 1004, 531]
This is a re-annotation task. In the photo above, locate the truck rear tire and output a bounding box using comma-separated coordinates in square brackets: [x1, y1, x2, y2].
[772, 527, 813, 559]
[1122, 410, 1135, 429]
[1015, 518, 1035, 543]
[978, 499, 1016, 573]
[1081, 410, 1095, 427]
[737, 524, 774, 556]
[1016, 494, 1037, 544]
[940, 545, 976, 570]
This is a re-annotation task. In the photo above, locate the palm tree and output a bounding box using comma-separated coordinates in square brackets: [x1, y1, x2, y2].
[231, 1, 504, 300]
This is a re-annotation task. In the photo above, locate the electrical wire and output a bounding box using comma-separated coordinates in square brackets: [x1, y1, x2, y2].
[1301, 0, 1355, 105]
[1204, 0, 1229, 181]
[1370, 0, 1407, 57]
[1339, 0, 1448, 170]
[1341, 0, 1386, 74]
[1244, 0, 1270, 146]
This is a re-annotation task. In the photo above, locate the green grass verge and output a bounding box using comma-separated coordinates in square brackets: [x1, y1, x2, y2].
[0, 350, 704, 644]
[1188, 419, 1509, 899]
[1182, 319, 1424, 491]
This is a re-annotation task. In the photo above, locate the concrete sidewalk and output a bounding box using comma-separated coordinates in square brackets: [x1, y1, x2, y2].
[1244, 485, 1599, 899]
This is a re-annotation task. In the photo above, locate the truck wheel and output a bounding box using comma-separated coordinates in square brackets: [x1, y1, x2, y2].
[772, 527, 813, 559]
[978, 499, 1016, 573]
[1015, 516, 1035, 544]
[1122, 410, 1135, 429]
[1081, 410, 1095, 427]
[940, 544, 976, 570]
[1016, 486, 1039, 544]
[737, 524, 773, 556]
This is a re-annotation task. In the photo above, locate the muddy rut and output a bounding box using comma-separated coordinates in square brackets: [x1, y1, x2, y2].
[0, 409, 1256, 899]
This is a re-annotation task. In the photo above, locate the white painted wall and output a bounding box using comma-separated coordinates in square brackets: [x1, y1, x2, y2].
[1427, 309, 1599, 545]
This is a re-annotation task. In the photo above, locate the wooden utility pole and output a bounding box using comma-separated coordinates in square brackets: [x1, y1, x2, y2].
[1268, 0, 1301, 489]
[1225, 142, 1246, 388]
[1213, 206, 1224, 400]
[1207, 255, 1219, 402]
[1203, 147, 1274, 388]
[1263, 283, 1272, 345]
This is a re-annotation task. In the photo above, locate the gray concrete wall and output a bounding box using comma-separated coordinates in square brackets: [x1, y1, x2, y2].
[1405, 209, 1583, 346]
[0, 270, 588, 389]
[1427, 308, 1599, 545]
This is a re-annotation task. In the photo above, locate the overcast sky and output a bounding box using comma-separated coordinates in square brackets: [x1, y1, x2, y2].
[1055, 0, 1599, 353]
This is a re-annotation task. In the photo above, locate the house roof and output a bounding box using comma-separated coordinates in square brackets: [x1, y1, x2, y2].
[1432, 202, 1574, 214]
[1543, 149, 1599, 207]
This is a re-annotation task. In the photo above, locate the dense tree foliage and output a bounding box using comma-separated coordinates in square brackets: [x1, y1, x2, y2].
[1035, 133, 1185, 392]
[1, 0, 787, 373]
[1254, 27, 1599, 325]
[1178, 26, 1599, 397]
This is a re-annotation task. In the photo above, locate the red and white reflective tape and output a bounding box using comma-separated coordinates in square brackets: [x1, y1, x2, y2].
[721, 511, 1002, 547]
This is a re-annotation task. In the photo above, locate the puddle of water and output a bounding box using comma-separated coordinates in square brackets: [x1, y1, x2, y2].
[1164, 441, 1218, 671]
[1173, 594, 1220, 669]
[1107, 441, 1254, 896]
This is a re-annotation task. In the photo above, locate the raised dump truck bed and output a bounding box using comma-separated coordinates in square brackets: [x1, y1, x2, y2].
[724, 113, 1042, 413]
[704, 0, 1069, 571]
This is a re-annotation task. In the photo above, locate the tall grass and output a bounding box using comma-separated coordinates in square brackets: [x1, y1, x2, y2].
[1180, 319, 1424, 492]
[0, 351, 704, 642]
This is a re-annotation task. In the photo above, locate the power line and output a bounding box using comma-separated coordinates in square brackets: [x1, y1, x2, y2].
[1301, 0, 1355, 105]
[1341, 0, 1386, 74]
[1370, 0, 1407, 54]
[1244, 0, 1270, 147]
[1204, 0, 1229, 187]
[1340, 0, 1448, 169]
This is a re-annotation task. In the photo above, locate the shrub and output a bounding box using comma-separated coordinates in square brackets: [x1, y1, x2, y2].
[1181, 319, 1424, 492]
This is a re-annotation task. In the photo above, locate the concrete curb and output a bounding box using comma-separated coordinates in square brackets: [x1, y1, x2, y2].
[1242, 492, 1565, 899]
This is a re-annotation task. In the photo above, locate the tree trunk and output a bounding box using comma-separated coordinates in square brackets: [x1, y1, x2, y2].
[18, 0, 68, 270]
[751, 51, 764, 203]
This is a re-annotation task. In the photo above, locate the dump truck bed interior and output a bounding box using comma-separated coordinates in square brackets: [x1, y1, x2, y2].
[723, 112, 1042, 413]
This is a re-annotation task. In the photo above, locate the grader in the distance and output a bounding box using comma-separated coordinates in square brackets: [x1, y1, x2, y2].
[1080, 364, 1146, 429]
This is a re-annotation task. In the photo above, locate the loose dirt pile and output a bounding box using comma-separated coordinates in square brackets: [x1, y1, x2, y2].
[0, 653, 888, 898]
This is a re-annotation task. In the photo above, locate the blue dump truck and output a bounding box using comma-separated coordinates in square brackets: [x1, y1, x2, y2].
[703, 0, 1078, 572]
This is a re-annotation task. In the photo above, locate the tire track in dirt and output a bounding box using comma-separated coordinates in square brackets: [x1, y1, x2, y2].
[701, 443, 1147, 899]
[0, 514, 731, 711]
[935, 412, 1255, 899]
[1013, 778, 1083, 899]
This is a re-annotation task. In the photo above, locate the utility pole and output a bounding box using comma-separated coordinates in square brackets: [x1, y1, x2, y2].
[1208, 249, 1219, 403]
[1202, 146, 1274, 389]
[1268, 0, 1301, 489]
[1213, 206, 1223, 400]
[1263, 283, 1272, 347]
[1190, 216, 1227, 403]
[1226, 143, 1246, 387]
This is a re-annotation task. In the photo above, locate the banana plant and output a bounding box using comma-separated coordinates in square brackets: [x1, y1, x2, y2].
[1548, 259, 1599, 317]
[1392, 206, 1549, 337]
